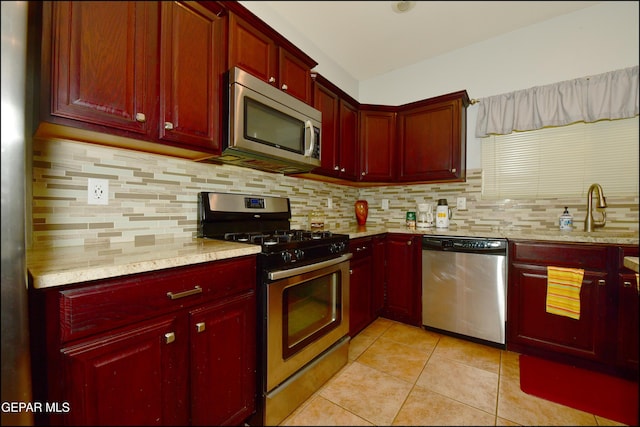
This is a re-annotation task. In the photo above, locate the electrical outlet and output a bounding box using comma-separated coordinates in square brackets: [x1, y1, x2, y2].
[327, 197, 333, 209]
[88, 178, 109, 205]
[382, 199, 389, 210]
[456, 196, 467, 210]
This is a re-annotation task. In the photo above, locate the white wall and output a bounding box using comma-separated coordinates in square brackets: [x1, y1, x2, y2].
[360, 2, 639, 169]
[239, 1, 639, 169]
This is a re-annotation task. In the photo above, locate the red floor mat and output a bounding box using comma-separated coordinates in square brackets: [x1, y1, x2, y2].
[519, 354, 639, 425]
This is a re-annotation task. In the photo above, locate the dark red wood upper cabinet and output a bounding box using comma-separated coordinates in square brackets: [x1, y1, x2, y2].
[311, 74, 361, 179]
[397, 91, 469, 182]
[228, 10, 315, 104]
[158, 1, 225, 152]
[359, 108, 396, 182]
[338, 100, 359, 180]
[48, 1, 159, 136]
[313, 78, 340, 176]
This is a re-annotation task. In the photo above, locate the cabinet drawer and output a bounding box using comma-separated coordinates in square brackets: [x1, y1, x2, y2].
[59, 257, 256, 343]
[349, 238, 372, 260]
[510, 241, 609, 270]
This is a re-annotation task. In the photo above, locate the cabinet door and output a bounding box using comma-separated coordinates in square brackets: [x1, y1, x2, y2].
[349, 238, 373, 336]
[313, 81, 340, 176]
[371, 235, 387, 317]
[60, 315, 188, 426]
[397, 97, 465, 182]
[279, 48, 312, 103]
[228, 12, 277, 86]
[49, 1, 158, 136]
[338, 100, 359, 180]
[616, 271, 639, 372]
[158, 1, 224, 152]
[360, 110, 396, 182]
[383, 234, 421, 326]
[508, 263, 609, 362]
[190, 291, 256, 426]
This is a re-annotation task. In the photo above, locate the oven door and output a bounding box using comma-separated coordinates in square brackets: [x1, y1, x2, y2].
[265, 253, 351, 392]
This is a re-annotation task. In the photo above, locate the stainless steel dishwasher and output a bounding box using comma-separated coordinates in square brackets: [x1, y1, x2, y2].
[421, 235, 507, 347]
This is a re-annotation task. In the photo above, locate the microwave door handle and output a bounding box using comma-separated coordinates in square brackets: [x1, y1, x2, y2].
[304, 120, 315, 157]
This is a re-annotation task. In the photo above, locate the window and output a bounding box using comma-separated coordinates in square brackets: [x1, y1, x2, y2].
[481, 117, 639, 199]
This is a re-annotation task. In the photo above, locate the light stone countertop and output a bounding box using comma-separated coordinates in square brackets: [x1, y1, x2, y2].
[27, 238, 262, 290]
[337, 225, 639, 245]
[623, 256, 639, 273]
[28, 227, 638, 290]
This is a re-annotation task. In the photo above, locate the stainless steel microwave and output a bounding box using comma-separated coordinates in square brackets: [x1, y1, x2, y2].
[217, 67, 321, 174]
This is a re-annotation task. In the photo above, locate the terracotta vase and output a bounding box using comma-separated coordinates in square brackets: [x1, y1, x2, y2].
[355, 200, 368, 225]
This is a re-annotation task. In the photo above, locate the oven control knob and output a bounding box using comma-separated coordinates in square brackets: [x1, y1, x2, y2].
[294, 249, 305, 260]
[329, 242, 346, 254]
[281, 251, 292, 263]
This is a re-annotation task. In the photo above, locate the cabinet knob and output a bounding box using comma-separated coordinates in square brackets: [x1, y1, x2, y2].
[451, 168, 457, 173]
[407, 240, 412, 245]
[340, 168, 345, 172]
[349, 269, 353, 274]
[164, 122, 174, 130]
[623, 281, 632, 288]
[361, 171, 366, 176]
[334, 165, 339, 170]
[135, 113, 146, 123]
[597, 279, 606, 286]
[281, 84, 288, 91]
[268, 76, 276, 83]
[164, 332, 175, 344]
[195, 322, 206, 333]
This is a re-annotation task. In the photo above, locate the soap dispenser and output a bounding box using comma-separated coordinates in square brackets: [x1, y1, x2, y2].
[559, 207, 573, 231]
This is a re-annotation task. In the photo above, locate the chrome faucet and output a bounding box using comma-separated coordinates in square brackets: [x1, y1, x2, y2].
[584, 183, 607, 232]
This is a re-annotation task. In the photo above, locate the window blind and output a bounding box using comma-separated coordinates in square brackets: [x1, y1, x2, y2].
[481, 117, 639, 199]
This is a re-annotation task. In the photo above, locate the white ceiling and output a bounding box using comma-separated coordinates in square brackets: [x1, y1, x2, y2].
[244, 1, 602, 81]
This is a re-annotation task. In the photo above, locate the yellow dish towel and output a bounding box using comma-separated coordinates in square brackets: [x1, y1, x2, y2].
[546, 266, 584, 320]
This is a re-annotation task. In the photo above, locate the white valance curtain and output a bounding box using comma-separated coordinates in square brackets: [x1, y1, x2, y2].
[475, 65, 639, 138]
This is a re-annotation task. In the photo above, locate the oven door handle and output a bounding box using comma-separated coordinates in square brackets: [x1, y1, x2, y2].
[267, 253, 353, 281]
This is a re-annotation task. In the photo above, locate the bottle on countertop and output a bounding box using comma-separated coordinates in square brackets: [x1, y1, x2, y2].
[559, 206, 573, 231]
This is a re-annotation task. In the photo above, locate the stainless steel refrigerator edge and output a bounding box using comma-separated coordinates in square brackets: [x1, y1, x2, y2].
[1, 2, 33, 425]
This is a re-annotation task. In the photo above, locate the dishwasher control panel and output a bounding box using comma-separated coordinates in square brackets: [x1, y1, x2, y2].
[423, 235, 507, 254]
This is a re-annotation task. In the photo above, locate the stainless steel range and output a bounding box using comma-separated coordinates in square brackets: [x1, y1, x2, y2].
[198, 192, 351, 426]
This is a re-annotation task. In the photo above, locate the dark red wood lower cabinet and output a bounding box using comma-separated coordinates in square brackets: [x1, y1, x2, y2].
[507, 240, 638, 380]
[31, 256, 257, 426]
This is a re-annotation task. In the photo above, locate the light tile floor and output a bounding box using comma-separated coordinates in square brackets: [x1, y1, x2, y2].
[280, 318, 629, 426]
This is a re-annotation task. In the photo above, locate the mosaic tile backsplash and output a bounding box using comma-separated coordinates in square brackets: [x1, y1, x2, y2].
[32, 139, 638, 248]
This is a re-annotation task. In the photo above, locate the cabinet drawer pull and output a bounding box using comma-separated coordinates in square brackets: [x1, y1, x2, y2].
[135, 112, 146, 122]
[623, 281, 632, 288]
[164, 332, 175, 344]
[195, 322, 206, 333]
[281, 84, 288, 91]
[268, 76, 275, 83]
[407, 240, 412, 245]
[597, 279, 606, 286]
[167, 285, 202, 300]
[164, 121, 174, 130]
